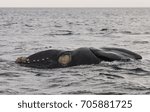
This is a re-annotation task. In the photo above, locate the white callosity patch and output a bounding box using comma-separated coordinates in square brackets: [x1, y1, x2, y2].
[58, 55, 72, 66]
[15, 57, 27, 63]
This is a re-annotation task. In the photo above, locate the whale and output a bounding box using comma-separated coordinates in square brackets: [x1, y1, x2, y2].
[15, 47, 142, 69]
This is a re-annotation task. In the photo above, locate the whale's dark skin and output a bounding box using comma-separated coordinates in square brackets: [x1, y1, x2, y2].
[15, 47, 142, 69]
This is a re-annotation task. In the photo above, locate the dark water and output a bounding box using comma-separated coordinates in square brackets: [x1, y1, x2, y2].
[0, 8, 150, 95]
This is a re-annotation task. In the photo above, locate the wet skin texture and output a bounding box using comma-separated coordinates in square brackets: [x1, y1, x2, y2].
[16, 47, 142, 69]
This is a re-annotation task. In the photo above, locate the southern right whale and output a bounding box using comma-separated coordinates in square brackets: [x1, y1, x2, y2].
[15, 47, 142, 69]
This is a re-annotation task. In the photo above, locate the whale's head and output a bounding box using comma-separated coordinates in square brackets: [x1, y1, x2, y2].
[15, 50, 72, 69]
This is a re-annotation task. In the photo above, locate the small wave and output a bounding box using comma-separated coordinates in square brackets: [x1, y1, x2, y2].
[99, 28, 117, 36]
[127, 72, 150, 76]
[100, 28, 117, 32]
[115, 67, 149, 73]
[45, 30, 73, 36]
[133, 41, 149, 44]
[67, 21, 74, 25]
[35, 72, 54, 77]
[112, 66, 150, 76]
[62, 70, 78, 73]
[124, 86, 150, 91]
[0, 72, 20, 77]
[121, 31, 141, 35]
[144, 32, 150, 34]
[100, 82, 116, 85]
[121, 31, 132, 34]
[63, 82, 79, 87]
[20, 88, 39, 92]
[121, 31, 150, 35]
[63, 90, 127, 95]
[48, 84, 60, 88]
[24, 24, 33, 27]
[95, 92, 126, 95]
[145, 92, 150, 94]
[63, 90, 93, 94]
[109, 62, 150, 76]
[101, 28, 108, 31]
[0, 89, 19, 94]
[91, 69, 104, 72]
[128, 68, 149, 73]
[99, 73, 124, 79]
[48, 78, 65, 83]
[1, 22, 17, 27]
[71, 73, 83, 76]
[54, 25, 62, 28]
[35, 73, 42, 76]
[0, 59, 7, 62]
[111, 65, 123, 70]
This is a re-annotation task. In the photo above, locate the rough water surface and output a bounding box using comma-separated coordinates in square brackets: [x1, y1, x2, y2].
[0, 8, 150, 94]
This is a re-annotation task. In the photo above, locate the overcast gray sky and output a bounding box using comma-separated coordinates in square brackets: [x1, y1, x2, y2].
[0, 0, 149, 7]
[0, 0, 150, 7]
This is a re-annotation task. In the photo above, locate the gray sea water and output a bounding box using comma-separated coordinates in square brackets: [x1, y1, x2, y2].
[0, 8, 150, 95]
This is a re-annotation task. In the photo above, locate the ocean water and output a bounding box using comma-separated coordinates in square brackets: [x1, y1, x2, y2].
[0, 8, 150, 95]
